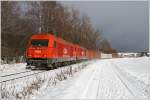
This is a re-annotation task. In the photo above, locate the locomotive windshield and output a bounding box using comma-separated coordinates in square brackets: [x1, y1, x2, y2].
[31, 40, 48, 47]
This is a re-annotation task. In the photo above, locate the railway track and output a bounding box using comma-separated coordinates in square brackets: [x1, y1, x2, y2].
[0, 61, 90, 84]
[0, 70, 32, 77]
[0, 70, 47, 83]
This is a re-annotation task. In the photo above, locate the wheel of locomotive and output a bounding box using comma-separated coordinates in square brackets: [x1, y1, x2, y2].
[67, 61, 71, 65]
[57, 62, 61, 67]
[59, 62, 63, 67]
[71, 61, 74, 64]
[61, 62, 65, 66]
[72, 60, 76, 64]
[65, 61, 68, 66]
[52, 63, 58, 69]
[47, 64, 53, 70]
[41, 63, 48, 70]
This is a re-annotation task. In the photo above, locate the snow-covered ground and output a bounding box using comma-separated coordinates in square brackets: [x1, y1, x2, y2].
[0, 57, 150, 99]
[0, 60, 93, 99]
[0, 63, 27, 75]
[31, 57, 150, 100]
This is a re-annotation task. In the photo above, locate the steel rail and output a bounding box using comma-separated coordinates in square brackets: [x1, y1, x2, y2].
[0, 70, 32, 77]
[0, 71, 47, 83]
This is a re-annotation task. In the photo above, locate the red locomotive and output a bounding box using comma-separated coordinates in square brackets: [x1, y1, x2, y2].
[26, 33, 100, 69]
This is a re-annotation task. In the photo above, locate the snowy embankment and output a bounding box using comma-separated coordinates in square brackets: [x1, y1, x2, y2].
[0, 57, 150, 99]
[0, 63, 27, 75]
[0, 60, 94, 99]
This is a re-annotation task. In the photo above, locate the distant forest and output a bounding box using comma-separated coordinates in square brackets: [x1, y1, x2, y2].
[1, 1, 117, 61]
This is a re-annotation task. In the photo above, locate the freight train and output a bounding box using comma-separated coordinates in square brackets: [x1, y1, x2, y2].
[25, 33, 100, 69]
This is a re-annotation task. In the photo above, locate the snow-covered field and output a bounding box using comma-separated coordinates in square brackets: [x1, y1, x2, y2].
[0, 63, 27, 74]
[0, 57, 150, 99]
[0, 60, 93, 99]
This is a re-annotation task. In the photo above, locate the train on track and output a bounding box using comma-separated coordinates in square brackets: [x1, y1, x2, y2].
[25, 33, 101, 69]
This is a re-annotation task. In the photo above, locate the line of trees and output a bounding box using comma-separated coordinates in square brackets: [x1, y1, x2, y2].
[1, 1, 117, 62]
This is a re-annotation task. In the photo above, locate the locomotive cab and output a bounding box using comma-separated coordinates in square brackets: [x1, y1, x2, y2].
[26, 33, 55, 69]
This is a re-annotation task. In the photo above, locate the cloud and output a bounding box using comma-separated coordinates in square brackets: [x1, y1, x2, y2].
[61, 1, 149, 52]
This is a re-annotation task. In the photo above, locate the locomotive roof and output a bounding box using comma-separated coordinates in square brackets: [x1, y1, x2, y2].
[31, 33, 87, 50]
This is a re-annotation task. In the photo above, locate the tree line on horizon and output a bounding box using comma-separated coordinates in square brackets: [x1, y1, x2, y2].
[1, 1, 117, 61]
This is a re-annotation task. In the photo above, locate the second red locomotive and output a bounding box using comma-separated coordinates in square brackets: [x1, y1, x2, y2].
[26, 33, 100, 69]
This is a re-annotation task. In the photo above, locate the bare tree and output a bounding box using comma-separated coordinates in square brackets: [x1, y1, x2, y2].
[1, 1, 116, 62]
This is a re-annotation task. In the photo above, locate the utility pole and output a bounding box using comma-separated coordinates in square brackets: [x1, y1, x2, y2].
[38, 2, 42, 33]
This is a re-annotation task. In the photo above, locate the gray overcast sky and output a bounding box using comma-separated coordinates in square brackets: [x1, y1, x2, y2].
[60, 1, 149, 52]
